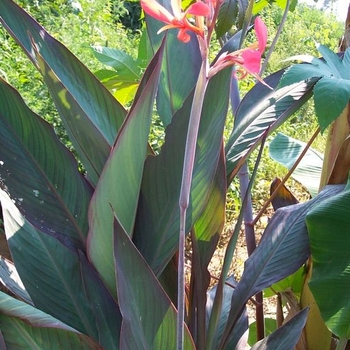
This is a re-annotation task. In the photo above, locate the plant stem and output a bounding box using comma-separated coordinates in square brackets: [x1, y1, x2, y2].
[336, 338, 348, 350]
[178, 52, 208, 350]
[259, 0, 291, 76]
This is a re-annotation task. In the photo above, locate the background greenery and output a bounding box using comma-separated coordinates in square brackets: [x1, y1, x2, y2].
[0, 0, 344, 222]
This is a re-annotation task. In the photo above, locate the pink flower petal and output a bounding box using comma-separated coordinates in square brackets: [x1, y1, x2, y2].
[254, 17, 267, 53]
[177, 28, 191, 43]
[141, 0, 174, 23]
[241, 50, 261, 73]
[186, 2, 210, 16]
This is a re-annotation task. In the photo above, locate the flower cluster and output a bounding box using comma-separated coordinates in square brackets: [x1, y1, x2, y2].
[141, 0, 267, 78]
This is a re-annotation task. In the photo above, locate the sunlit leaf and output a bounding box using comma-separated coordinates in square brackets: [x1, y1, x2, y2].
[269, 133, 323, 197]
[307, 180, 350, 338]
[87, 40, 165, 295]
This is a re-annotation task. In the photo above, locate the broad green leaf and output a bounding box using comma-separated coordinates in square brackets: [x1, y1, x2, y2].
[0, 292, 76, 331]
[279, 62, 329, 87]
[269, 132, 323, 196]
[225, 71, 316, 182]
[94, 69, 139, 104]
[0, 190, 98, 339]
[91, 46, 141, 78]
[250, 308, 308, 350]
[156, 31, 201, 127]
[307, 181, 350, 338]
[0, 317, 101, 350]
[0, 293, 101, 350]
[87, 40, 165, 295]
[313, 77, 350, 132]
[317, 44, 350, 79]
[133, 67, 232, 275]
[279, 47, 350, 132]
[0, 0, 127, 183]
[95, 69, 139, 104]
[215, 0, 239, 38]
[113, 218, 195, 350]
[0, 78, 92, 248]
[137, 28, 153, 68]
[143, 0, 171, 54]
[32, 49, 111, 186]
[79, 252, 122, 350]
[248, 318, 277, 346]
[264, 266, 305, 298]
[219, 184, 345, 347]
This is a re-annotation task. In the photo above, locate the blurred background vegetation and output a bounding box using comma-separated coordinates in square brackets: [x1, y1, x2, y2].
[0, 0, 344, 223]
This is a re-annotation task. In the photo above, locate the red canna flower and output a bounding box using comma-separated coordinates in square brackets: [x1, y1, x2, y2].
[140, 0, 210, 43]
[209, 17, 268, 79]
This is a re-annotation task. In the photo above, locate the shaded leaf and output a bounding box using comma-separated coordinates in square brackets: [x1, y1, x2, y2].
[270, 177, 298, 211]
[189, 150, 226, 348]
[307, 181, 350, 338]
[113, 217, 195, 350]
[0, 331, 6, 350]
[226, 71, 316, 182]
[0, 317, 101, 350]
[0, 190, 98, 339]
[269, 133, 323, 197]
[133, 67, 231, 275]
[250, 308, 308, 350]
[215, 0, 239, 38]
[206, 276, 249, 349]
[218, 184, 345, 347]
[156, 31, 201, 127]
[87, 40, 165, 295]
[79, 252, 122, 350]
[0, 292, 101, 350]
[0, 78, 92, 249]
[0, 291, 77, 331]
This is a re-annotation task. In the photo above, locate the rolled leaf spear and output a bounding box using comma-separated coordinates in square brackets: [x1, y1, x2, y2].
[140, 0, 267, 348]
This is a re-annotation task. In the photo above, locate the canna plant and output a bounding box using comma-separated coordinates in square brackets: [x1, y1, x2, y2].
[0, 0, 348, 349]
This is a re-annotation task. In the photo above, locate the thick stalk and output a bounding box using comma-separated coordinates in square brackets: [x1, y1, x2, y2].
[177, 53, 209, 350]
